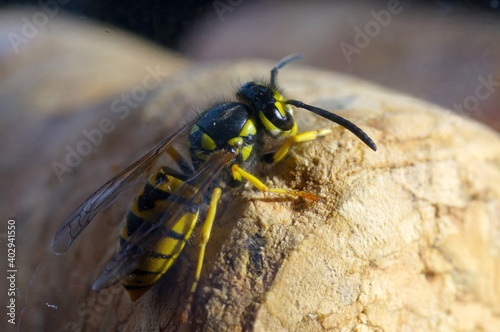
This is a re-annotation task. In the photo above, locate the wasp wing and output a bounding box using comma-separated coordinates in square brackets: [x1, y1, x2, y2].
[92, 150, 235, 291]
[52, 121, 194, 254]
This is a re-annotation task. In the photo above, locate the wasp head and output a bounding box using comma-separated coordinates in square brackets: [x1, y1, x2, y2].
[238, 82, 297, 138]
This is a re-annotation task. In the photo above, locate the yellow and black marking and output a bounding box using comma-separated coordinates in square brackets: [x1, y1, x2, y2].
[52, 54, 377, 319]
[189, 101, 260, 168]
[119, 168, 200, 300]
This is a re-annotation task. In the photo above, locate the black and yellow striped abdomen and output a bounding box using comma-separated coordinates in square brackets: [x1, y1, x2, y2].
[119, 167, 200, 301]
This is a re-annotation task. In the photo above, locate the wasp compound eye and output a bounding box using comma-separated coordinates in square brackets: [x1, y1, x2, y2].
[264, 104, 294, 131]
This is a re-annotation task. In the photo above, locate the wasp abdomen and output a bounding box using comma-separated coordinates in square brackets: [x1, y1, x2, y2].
[119, 168, 200, 301]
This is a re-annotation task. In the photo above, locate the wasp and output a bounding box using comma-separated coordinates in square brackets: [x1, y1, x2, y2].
[52, 54, 376, 317]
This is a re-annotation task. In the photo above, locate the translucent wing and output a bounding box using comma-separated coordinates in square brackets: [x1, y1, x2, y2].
[52, 121, 194, 254]
[92, 150, 236, 290]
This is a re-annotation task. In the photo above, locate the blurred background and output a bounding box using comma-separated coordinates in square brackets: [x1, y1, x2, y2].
[1, 0, 499, 129]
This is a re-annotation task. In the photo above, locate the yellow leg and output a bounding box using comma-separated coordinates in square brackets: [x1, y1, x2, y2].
[231, 164, 318, 201]
[273, 128, 333, 162]
[181, 187, 222, 323]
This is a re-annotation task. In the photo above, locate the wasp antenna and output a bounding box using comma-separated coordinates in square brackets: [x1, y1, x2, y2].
[270, 54, 303, 88]
[287, 99, 377, 151]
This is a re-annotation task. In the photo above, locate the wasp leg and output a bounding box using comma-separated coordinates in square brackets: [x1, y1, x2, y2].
[181, 187, 222, 323]
[231, 164, 318, 201]
[272, 128, 333, 163]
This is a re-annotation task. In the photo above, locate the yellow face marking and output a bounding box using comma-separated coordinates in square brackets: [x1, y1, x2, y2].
[259, 111, 280, 136]
[275, 101, 286, 118]
[272, 91, 288, 117]
[259, 92, 296, 137]
[273, 90, 285, 101]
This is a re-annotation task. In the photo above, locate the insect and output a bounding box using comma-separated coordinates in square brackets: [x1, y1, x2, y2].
[52, 54, 376, 317]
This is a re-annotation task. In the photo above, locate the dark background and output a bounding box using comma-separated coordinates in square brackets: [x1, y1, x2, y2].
[1, 0, 499, 51]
